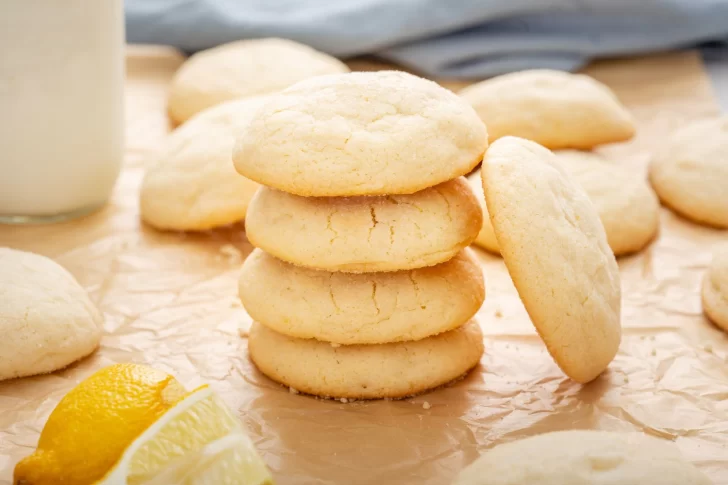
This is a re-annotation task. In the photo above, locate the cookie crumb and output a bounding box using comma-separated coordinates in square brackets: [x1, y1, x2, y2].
[422, 401, 431, 410]
[494, 309, 503, 318]
[340, 397, 348, 403]
[289, 387, 299, 395]
[640, 336, 646, 341]
[651, 349, 656, 357]
[650, 336, 656, 341]
[330, 342, 341, 348]
[238, 328, 249, 338]
[623, 376, 629, 384]
[704, 344, 713, 354]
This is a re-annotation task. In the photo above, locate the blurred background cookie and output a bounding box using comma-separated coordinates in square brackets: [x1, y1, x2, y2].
[168, 38, 349, 124]
[649, 116, 728, 228]
[141, 97, 268, 231]
[460, 70, 635, 149]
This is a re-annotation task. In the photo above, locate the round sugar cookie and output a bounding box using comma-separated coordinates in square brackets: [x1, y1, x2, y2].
[239, 249, 484, 344]
[247, 320, 484, 399]
[466, 172, 499, 254]
[168, 38, 349, 124]
[245, 177, 483, 272]
[703, 243, 728, 332]
[0, 248, 103, 381]
[470, 151, 659, 257]
[233, 70, 488, 196]
[649, 117, 728, 228]
[141, 97, 269, 231]
[459, 69, 635, 149]
[481, 137, 621, 384]
[454, 430, 711, 485]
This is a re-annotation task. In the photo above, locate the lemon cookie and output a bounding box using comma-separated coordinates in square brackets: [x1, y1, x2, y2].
[141, 97, 269, 231]
[247, 320, 484, 399]
[245, 177, 482, 272]
[649, 116, 728, 228]
[470, 151, 659, 256]
[239, 249, 484, 344]
[703, 243, 728, 332]
[168, 38, 349, 124]
[481, 137, 621, 383]
[460, 69, 635, 149]
[0, 248, 102, 380]
[466, 171, 499, 254]
[454, 430, 711, 485]
[233, 71, 488, 196]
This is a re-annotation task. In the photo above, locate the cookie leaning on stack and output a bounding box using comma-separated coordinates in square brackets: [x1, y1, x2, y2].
[235, 71, 488, 399]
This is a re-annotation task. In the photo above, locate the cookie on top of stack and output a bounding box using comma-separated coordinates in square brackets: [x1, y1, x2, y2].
[234, 71, 488, 400]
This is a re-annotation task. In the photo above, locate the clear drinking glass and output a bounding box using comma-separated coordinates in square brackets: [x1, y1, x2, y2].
[0, 0, 125, 224]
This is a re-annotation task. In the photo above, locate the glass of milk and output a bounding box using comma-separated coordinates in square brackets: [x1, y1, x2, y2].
[0, 0, 125, 224]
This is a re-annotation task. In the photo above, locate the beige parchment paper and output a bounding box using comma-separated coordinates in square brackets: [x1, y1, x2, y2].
[1, 46, 727, 484]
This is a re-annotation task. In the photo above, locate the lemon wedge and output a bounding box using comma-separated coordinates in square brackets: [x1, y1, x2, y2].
[136, 434, 274, 485]
[99, 386, 273, 485]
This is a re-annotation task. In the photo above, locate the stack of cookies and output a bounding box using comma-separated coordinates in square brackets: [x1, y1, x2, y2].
[234, 71, 489, 400]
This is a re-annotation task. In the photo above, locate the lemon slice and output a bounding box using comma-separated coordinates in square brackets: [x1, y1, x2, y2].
[138, 434, 274, 485]
[99, 386, 273, 484]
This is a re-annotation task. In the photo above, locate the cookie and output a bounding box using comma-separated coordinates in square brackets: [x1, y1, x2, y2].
[247, 320, 484, 399]
[233, 71, 488, 196]
[454, 430, 711, 485]
[466, 171, 500, 255]
[703, 243, 728, 332]
[141, 97, 269, 231]
[481, 137, 621, 383]
[470, 151, 659, 257]
[168, 38, 349, 124]
[0, 248, 102, 381]
[239, 249, 484, 344]
[460, 69, 635, 149]
[649, 116, 728, 228]
[245, 177, 482, 272]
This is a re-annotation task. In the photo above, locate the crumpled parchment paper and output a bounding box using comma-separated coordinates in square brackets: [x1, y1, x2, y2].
[0, 46, 727, 485]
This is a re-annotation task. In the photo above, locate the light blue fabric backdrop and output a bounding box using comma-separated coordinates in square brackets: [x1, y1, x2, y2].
[126, 0, 728, 78]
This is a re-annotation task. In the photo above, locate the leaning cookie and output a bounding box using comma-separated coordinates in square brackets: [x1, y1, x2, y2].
[460, 69, 635, 149]
[471, 151, 659, 257]
[239, 249, 484, 344]
[481, 137, 621, 383]
[168, 38, 349, 124]
[649, 116, 728, 228]
[141, 97, 269, 231]
[0, 248, 103, 381]
[703, 243, 728, 332]
[248, 321, 484, 399]
[234, 71, 488, 196]
[453, 430, 712, 485]
[245, 177, 482, 272]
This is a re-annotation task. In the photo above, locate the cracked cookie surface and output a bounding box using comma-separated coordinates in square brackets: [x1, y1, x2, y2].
[245, 177, 482, 272]
[247, 320, 484, 399]
[481, 137, 621, 384]
[168, 38, 349, 125]
[239, 249, 484, 344]
[233, 70, 487, 196]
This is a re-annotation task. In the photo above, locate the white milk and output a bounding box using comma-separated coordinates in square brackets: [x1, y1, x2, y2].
[0, 0, 124, 223]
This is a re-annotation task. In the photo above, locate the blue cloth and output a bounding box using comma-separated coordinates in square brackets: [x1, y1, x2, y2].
[125, 0, 728, 78]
